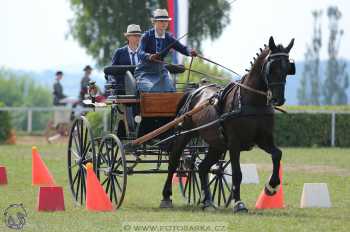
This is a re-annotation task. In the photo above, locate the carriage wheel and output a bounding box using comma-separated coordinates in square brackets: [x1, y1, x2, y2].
[96, 134, 127, 209]
[67, 116, 96, 205]
[177, 137, 206, 206]
[208, 153, 233, 208]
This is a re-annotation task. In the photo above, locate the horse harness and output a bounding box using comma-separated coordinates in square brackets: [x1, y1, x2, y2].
[156, 52, 293, 146]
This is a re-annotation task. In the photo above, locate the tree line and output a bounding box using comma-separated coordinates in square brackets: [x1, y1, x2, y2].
[298, 6, 349, 105]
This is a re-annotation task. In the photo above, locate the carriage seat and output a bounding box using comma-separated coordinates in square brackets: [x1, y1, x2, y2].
[104, 65, 136, 76]
[104, 64, 185, 77]
[104, 64, 185, 101]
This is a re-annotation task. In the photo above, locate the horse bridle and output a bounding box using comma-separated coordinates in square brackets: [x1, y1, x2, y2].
[262, 52, 291, 88]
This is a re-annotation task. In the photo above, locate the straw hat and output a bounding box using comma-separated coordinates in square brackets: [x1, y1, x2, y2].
[124, 24, 142, 36]
[152, 9, 172, 21]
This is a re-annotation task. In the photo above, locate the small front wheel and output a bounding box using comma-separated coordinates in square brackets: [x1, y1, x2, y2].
[96, 134, 127, 209]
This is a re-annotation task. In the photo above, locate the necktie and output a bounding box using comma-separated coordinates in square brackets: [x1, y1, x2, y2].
[131, 52, 136, 65]
[156, 38, 163, 53]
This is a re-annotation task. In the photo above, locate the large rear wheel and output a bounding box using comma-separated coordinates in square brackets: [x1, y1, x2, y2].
[67, 116, 96, 205]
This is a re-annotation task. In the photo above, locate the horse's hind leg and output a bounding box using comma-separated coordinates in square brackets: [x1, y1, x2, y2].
[228, 148, 248, 213]
[160, 135, 191, 208]
[198, 146, 222, 210]
[258, 143, 282, 196]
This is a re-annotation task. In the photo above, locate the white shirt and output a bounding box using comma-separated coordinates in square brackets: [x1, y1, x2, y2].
[154, 27, 166, 39]
[128, 46, 139, 65]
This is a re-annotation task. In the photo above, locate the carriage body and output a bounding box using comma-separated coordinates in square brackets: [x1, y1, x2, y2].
[67, 65, 232, 209]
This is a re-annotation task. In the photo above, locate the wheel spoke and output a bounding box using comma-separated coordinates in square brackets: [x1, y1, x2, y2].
[72, 169, 80, 185]
[113, 158, 122, 171]
[111, 147, 119, 169]
[109, 176, 114, 201]
[114, 176, 123, 193]
[80, 170, 85, 205]
[76, 122, 82, 153]
[101, 177, 109, 186]
[105, 178, 111, 193]
[211, 177, 219, 201]
[184, 174, 189, 195]
[222, 175, 231, 192]
[113, 177, 119, 204]
[75, 169, 81, 201]
[188, 172, 192, 204]
[193, 173, 197, 203]
[221, 179, 227, 204]
[80, 120, 84, 152]
[111, 177, 118, 204]
[82, 126, 88, 155]
[73, 133, 81, 155]
[82, 142, 91, 160]
[100, 150, 109, 165]
[69, 162, 79, 170]
[72, 150, 80, 159]
[218, 178, 222, 206]
[223, 161, 230, 170]
[208, 174, 217, 186]
[194, 174, 201, 203]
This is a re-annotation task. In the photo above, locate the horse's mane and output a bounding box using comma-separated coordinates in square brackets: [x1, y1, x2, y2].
[247, 47, 270, 77]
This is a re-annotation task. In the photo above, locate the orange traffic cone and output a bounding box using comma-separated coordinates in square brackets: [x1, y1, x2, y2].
[85, 163, 113, 212]
[172, 173, 187, 186]
[32, 146, 56, 186]
[255, 163, 284, 209]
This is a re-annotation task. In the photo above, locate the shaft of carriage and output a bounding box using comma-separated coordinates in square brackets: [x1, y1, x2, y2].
[131, 97, 214, 145]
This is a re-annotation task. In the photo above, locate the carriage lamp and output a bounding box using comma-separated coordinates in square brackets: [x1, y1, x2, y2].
[134, 115, 142, 124]
[88, 81, 97, 103]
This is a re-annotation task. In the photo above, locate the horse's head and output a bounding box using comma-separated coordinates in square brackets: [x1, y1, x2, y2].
[263, 36, 295, 106]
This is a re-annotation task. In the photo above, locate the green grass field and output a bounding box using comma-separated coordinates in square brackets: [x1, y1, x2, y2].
[0, 141, 350, 232]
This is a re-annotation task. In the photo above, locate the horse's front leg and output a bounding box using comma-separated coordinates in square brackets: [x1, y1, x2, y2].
[228, 148, 248, 213]
[259, 144, 282, 196]
[160, 136, 189, 208]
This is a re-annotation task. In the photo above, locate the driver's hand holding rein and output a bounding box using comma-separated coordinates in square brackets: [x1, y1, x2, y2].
[134, 9, 197, 92]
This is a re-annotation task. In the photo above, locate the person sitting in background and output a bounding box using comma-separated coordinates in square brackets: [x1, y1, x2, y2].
[135, 9, 197, 93]
[53, 71, 67, 105]
[79, 65, 93, 101]
[110, 24, 142, 94]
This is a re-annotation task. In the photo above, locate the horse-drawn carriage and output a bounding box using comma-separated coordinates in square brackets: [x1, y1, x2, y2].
[67, 64, 232, 209]
[67, 36, 295, 212]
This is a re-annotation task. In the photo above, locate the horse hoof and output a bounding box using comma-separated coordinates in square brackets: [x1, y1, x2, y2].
[264, 184, 279, 196]
[233, 201, 248, 214]
[160, 199, 173, 208]
[201, 201, 217, 211]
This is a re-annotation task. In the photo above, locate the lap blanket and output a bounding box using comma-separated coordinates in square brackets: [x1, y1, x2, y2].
[134, 61, 175, 92]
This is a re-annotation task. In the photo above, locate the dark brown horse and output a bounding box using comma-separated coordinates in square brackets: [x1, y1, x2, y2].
[160, 36, 295, 213]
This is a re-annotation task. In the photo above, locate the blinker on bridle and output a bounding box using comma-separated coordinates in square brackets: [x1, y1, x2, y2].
[263, 52, 294, 87]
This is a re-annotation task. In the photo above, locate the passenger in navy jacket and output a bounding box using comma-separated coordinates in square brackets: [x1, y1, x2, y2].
[110, 24, 142, 94]
[135, 9, 197, 92]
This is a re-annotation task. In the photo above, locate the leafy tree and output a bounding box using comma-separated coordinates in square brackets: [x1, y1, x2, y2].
[0, 101, 11, 143]
[323, 6, 349, 105]
[68, 0, 231, 67]
[0, 68, 52, 107]
[177, 58, 231, 89]
[0, 68, 53, 132]
[298, 10, 322, 105]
